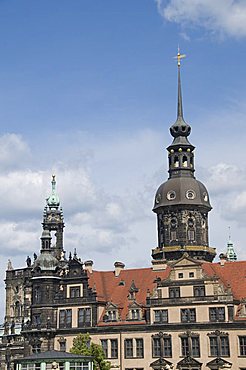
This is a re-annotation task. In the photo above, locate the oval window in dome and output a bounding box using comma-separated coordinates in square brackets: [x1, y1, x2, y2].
[186, 190, 196, 200]
[155, 193, 162, 204]
[203, 192, 208, 202]
[167, 190, 176, 200]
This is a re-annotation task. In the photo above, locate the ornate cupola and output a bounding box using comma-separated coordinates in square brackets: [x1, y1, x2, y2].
[152, 50, 216, 263]
[43, 175, 65, 260]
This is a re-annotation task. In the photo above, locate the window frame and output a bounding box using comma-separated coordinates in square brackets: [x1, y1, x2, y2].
[239, 336, 246, 356]
[169, 287, 180, 298]
[209, 307, 225, 322]
[180, 308, 196, 323]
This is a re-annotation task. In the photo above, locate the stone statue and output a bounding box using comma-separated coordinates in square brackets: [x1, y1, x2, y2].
[7, 259, 13, 270]
[26, 256, 31, 267]
[11, 320, 15, 334]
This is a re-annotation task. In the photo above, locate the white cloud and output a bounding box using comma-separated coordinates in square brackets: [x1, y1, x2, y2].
[0, 133, 30, 170]
[205, 163, 246, 195]
[156, 0, 246, 38]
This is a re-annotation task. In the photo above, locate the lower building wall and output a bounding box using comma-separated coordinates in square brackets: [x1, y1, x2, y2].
[54, 328, 246, 370]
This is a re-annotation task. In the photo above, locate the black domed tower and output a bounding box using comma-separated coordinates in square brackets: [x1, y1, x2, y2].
[152, 50, 216, 262]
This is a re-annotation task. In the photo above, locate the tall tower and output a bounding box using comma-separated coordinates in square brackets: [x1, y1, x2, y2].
[43, 175, 65, 260]
[152, 50, 216, 262]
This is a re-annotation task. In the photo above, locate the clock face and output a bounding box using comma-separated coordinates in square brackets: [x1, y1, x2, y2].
[47, 214, 60, 222]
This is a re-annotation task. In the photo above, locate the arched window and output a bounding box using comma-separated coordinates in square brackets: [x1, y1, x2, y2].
[174, 156, 179, 168]
[170, 218, 177, 242]
[14, 301, 21, 318]
[182, 156, 188, 167]
[187, 218, 195, 242]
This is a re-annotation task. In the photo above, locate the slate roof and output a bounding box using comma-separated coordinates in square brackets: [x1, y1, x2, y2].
[16, 350, 92, 362]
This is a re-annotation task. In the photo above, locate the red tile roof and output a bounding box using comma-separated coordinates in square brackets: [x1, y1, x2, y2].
[202, 260, 246, 300]
[87, 260, 246, 324]
[88, 267, 170, 322]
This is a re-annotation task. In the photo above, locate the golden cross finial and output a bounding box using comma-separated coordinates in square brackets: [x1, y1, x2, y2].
[174, 46, 186, 67]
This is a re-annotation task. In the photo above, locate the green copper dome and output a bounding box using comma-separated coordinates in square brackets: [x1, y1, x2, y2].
[47, 175, 60, 207]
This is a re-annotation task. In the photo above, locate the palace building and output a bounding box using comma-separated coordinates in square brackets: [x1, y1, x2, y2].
[0, 53, 246, 370]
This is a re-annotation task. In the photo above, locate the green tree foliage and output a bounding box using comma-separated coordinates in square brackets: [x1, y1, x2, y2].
[70, 333, 111, 370]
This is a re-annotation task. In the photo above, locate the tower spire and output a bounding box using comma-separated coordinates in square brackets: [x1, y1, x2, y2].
[152, 49, 215, 263]
[174, 47, 186, 119]
[226, 227, 237, 261]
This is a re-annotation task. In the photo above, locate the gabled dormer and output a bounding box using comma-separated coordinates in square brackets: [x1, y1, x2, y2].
[128, 280, 139, 301]
[103, 302, 120, 322]
[126, 301, 143, 321]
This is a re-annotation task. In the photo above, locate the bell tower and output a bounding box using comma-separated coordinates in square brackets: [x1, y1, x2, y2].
[152, 50, 216, 262]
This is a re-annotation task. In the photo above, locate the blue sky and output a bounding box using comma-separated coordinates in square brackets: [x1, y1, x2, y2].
[0, 0, 246, 318]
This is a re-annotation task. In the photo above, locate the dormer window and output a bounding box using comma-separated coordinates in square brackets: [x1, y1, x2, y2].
[130, 309, 140, 320]
[104, 303, 119, 322]
[108, 310, 117, 321]
[128, 292, 135, 300]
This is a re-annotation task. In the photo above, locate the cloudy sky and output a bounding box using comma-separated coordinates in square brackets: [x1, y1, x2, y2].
[0, 0, 246, 318]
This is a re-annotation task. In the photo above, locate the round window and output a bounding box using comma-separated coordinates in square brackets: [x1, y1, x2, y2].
[203, 192, 208, 202]
[167, 190, 176, 201]
[186, 190, 196, 200]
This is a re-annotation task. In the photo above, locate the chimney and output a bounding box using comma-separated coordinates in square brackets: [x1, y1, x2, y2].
[84, 260, 93, 273]
[114, 261, 125, 277]
[219, 253, 227, 266]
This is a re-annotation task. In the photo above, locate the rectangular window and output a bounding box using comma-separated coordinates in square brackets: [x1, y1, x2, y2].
[33, 314, 41, 327]
[239, 336, 246, 356]
[210, 337, 219, 357]
[181, 337, 189, 357]
[153, 337, 161, 357]
[209, 307, 225, 322]
[59, 340, 66, 352]
[163, 337, 172, 357]
[107, 310, 117, 321]
[59, 310, 65, 328]
[194, 286, 205, 297]
[192, 337, 200, 357]
[59, 309, 72, 328]
[189, 272, 194, 278]
[111, 339, 118, 359]
[125, 339, 133, 358]
[169, 287, 180, 298]
[181, 308, 196, 322]
[78, 308, 91, 327]
[178, 273, 183, 279]
[70, 286, 80, 298]
[70, 363, 89, 370]
[66, 309, 72, 328]
[154, 309, 168, 323]
[101, 339, 108, 358]
[221, 336, 230, 357]
[136, 338, 144, 358]
[131, 309, 140, 320]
